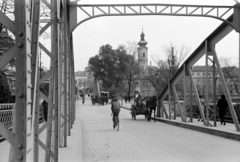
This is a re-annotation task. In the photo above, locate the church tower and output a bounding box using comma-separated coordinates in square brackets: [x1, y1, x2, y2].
[137, 30, 148, 75]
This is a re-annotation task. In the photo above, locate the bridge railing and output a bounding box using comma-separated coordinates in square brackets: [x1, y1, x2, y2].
[0, 103, 44, 142]
[0, 104, 15, 142]
[164, 101, 240, 122]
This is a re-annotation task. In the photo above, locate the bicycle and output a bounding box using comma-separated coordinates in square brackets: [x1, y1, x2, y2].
[82, 98, 85, 105]
[113, 114, 119, 131]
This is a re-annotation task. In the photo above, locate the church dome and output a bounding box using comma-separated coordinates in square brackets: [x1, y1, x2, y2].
[138, 31, 147, 47]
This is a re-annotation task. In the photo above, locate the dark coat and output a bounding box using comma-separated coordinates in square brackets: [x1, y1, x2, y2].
[217, 99, 228, 118]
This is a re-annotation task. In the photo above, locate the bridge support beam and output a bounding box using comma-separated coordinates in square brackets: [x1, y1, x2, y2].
[210, 42, 240, 131]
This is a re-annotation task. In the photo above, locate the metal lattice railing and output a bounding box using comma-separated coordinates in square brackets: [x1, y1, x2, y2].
[0, 104, 15, 142]
[0, 104, 44, 142]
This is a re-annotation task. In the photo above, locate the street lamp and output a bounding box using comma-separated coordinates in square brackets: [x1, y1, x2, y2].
[155, 70, 161, 117]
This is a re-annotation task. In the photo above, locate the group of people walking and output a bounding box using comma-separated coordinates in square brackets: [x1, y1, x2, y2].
[197, 95, 228, 125]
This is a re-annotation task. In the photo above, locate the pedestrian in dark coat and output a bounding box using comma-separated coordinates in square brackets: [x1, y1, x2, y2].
[217, 95, 228, 125]
[42, 100, 48, 122]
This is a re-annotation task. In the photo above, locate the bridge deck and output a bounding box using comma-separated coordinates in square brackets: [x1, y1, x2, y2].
[0, 97, 239, 162]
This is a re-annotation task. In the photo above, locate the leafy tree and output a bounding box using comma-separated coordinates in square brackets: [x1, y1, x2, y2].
[0, 71, 11, 103]
[88, 44, 130, 90]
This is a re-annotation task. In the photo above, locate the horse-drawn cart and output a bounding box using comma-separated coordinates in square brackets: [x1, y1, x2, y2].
[130, 104, 149, 120]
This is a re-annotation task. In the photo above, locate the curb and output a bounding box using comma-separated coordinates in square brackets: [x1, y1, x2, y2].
[120, 107, 240, 141]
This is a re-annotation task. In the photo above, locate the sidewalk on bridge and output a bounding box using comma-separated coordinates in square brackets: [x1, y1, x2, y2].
[120, 102, 240, 141]
[0, 101, 84, 162]
[59, 100, 83, 162]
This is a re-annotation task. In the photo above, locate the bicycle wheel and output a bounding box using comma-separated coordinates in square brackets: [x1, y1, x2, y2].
[115, 121, 119, 131]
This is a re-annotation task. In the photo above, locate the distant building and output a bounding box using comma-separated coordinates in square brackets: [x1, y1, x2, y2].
[75, 71, 88, 90]
[187, 65, 239, 98]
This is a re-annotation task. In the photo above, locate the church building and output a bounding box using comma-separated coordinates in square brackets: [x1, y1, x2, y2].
[135, 30, 157, 96]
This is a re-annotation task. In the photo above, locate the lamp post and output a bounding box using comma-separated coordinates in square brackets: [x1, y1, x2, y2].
[155, 70, 161, 117]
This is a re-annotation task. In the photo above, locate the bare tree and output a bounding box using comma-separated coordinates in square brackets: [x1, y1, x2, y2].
[123, 41, 140, 97]
[162, 43, 190, 78]
[147, 43, 190, 95]
[219, 57, 239, 95]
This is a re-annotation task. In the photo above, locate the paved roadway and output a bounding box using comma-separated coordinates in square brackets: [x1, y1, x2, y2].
[0, 97, 240, 162]
[77, 98, 240, 162]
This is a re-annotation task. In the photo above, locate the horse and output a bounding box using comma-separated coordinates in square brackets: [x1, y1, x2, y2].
[146, 96, 157, 122]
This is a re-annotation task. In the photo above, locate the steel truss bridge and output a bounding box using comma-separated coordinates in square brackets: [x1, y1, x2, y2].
[0, 0, 239, 162]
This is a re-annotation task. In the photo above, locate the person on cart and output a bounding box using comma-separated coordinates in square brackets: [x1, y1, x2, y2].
[133, 93, 143, 109]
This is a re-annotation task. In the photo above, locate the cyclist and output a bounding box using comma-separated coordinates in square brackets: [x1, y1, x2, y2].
[111, 97, 121, 128]
[82, 93, 85, 105]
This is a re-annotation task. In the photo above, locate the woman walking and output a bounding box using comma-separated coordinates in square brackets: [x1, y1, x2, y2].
[217, 95, 228, 125]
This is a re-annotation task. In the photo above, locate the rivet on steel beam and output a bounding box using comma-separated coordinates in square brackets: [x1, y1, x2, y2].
[28, 70, 32, 74]
[27, 53, 32, 58]
[17, 144, 23, 149]
[18, 43, 23, 48]
[18, 155, 23, 160]
[27, 148, 31, 153]
[18, 32, 23, 37]
[19, 93, 24, 98]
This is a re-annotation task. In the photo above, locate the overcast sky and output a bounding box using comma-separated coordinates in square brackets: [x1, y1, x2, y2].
[42, 0, 239, 71]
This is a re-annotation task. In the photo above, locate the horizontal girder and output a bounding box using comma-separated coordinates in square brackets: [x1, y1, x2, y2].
[73, 4, 234, 30]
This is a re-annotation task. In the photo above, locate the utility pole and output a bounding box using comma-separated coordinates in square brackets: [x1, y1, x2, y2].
[172, 47, 174, 76]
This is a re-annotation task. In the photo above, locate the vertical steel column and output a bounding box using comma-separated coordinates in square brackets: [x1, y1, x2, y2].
[66, 2, 72, 131]
[173, 87, 176, 120]
[67, 39, 71, 135]
[44, 61, 54, 162]
[213, 57, 217, 126]
[14, 0, 33, 161]
[190, 69, 193, 122]
[70, 48, 76, 126]
[70, 34, 76, 124]
[161, 100, 169, 118]
[157, 93, 161, 117]
[63, 0, 68, 143]
[59, 0, 68, 147]
[189, 68, 207, 125]
[51, 0, 60, 161]
[239, 33, 240, 103]
[172, 86, 184, 121]
[59, 26, 65, 147]
[210, 43, 240, 131]
[168, 82, 171, 119]
[183, 64, 187, 122]
[68, 46, 72, 130]
[205, 40, 210, 126]
[31, 0, 41, 161]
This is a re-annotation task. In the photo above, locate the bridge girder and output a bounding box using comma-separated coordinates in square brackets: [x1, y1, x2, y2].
[70, 3, 240, 32]
[0, 1, 239, 162]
